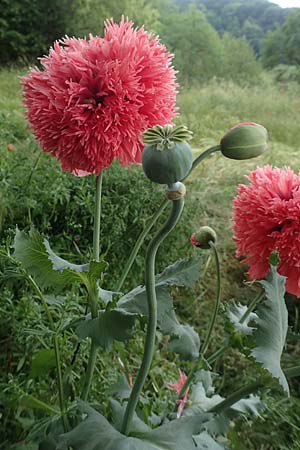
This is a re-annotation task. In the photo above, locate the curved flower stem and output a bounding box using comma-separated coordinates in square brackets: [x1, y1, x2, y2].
[121, 197, 185, 436]
[27, 275, 69, 432]
[186, 145, 221, 178]
[80, 172, 103, 401]
[116, 201, 169, 292]
[201, 242, 221, 356]
[116, 145, 220, 291]
[178, 241, 221, 398]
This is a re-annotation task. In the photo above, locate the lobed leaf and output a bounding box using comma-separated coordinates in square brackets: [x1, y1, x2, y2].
[76, 309, 137, 351]
[227, 302, 258, 335]
[251, 266, 289, 393]
[57, 401, 210, 450]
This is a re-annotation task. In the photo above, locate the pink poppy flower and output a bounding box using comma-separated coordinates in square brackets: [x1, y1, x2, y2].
[167, 370, 189, 418]
[22, 18, 177, 175]
[233, 165, 300, 296]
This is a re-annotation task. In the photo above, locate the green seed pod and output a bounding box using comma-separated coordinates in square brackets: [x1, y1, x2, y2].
[190, 226, 217, 249]
[142, 125, 193, 185]
[220, 122, 268, 160]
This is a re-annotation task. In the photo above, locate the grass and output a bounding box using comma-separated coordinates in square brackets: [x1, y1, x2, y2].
[1, 67, 300, 449]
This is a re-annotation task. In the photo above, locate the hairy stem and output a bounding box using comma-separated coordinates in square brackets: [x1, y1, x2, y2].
[121, 197, 185, 435]
[80, 173, 103, 401]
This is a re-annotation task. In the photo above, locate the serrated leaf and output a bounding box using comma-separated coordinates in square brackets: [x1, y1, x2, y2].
[29, 349, 56, 379]
[193, 431, 225, 450]
[57, 401, 210, 450]
[184, 382, 224, 416]
[155, 257, 201, 288]
[227, 302, 258, 335]
[110, 399, 150, 434]
[164, 310, 200, 360]
[231, 394, 265, 417]
[76, 309, 137, 351]
[99, 287, 121, 305]
[118, 284, 173, 318]
[13, 229, 106, 290]
[251, 266, 289, 393]
[13, 229, 85, 288]
[106, 373, 132, 400]
[43, 240, 89, 273]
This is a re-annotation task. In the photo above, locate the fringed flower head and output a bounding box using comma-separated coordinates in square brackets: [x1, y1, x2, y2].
[233, 165, 300, 296]
[22, 17, 178, 175]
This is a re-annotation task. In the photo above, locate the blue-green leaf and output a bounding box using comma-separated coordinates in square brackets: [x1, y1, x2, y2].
[164, 310, 200, 360]
[251, 266, 289, 393]
[57, 401, 210, 450]
[193, 431, 225, 450]
[227, 302, 258, 335]
[76, 309, 137, 351]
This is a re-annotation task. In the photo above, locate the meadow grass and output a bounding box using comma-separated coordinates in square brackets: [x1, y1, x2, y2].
[1, 67, 300, 449]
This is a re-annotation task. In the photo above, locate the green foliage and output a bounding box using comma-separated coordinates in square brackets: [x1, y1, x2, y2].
[158, 4, 223, 84]
[174, 0, 291, 55]
[57, 401, 210, 450]
[220, 33, 262, 84]
[262, 10, 300, 69]
[0, 0, 76, 63]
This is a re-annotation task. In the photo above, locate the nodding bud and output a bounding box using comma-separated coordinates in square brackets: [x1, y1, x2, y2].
[190, 226, 217, 249]
[166, 182, 186, 200]
[220, 122, 267, 160]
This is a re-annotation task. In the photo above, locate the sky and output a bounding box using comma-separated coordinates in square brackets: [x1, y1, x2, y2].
[271, 0, 300, 7]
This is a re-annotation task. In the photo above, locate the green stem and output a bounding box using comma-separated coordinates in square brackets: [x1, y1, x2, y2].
[284, 365, 300, 378]
[24, 152, 42, 192]
[93, 172, 103, 262]
[201, 242, 221, 355]
[116, 201, 169, 292]
[187, 145, 221, 178]
[208, 365, 300, 415]
[21, 393, 60, 415]
[209, 381, 262, 414]
[27, 276, 68, 432]
[117, 145, 220, 292]
[80, 173, 103, 401]
[178, 241, 221, 398]
[239, 290, 264, 323]
[121, 197, 185, 436]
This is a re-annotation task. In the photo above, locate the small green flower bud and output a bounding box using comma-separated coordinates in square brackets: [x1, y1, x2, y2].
[190, 226, 217, 249]
[220, 122, 267, 160]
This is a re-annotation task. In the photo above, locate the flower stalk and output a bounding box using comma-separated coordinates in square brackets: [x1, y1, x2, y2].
[121, 195, 185, 435]
[80, 172, 103, 401]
